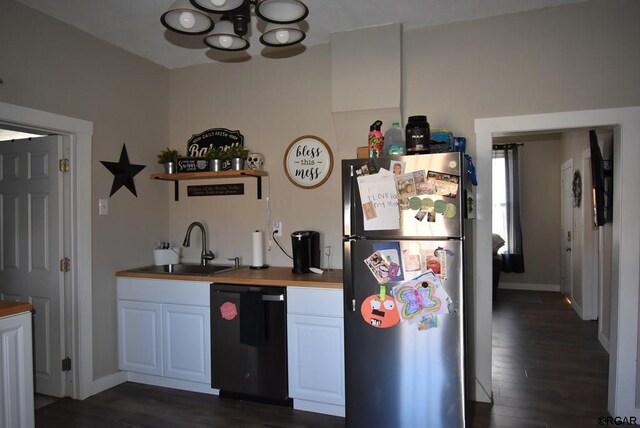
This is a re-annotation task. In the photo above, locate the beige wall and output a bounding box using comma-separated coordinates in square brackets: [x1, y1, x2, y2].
[0, 0, 170, 378]
[167, 48, 340, 268]
[403, 0, 640, 149]
[495, 135, 563, 287]
[2, 0, 640, 388]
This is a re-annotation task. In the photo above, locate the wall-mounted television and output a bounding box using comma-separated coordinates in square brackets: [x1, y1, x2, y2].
[589, 129, 613, 227]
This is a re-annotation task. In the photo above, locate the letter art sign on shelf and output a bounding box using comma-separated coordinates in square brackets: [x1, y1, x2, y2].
[284, 135, 334, 189]
[187, 128, 244, 171]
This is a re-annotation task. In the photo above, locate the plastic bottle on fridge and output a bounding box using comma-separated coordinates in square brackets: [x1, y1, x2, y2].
[384, 122, 405, 155]
[368, 120, 384, 158]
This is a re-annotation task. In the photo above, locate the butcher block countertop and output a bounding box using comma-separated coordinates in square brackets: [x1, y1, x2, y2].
[116, 266, 343, 289]
[0, 301, 33, 318]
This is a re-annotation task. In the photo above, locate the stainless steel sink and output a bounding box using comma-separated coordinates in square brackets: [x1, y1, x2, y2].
[129, 263, 236, 276]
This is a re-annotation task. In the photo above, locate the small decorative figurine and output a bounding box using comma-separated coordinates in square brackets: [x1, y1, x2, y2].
[246, 152, 264, 170]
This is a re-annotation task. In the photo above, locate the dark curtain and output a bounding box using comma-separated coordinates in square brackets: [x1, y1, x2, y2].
[493, 144, 525, 273]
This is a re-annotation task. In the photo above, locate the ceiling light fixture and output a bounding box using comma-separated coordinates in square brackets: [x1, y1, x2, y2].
[161, 0, 309, 52]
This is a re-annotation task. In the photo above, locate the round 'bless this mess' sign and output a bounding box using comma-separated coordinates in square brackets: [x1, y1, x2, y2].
[284, 135, 333, 189]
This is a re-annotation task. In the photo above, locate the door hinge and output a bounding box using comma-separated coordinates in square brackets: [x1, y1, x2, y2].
[61, 357, 71, 372]
[60, 257, 71, 272]
[59, 158, 70, 173]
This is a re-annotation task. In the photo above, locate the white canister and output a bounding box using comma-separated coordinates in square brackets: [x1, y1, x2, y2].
[153, 247, 181, 265]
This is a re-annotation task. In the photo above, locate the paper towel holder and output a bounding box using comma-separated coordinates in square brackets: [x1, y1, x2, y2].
[250, 229, 269, 270]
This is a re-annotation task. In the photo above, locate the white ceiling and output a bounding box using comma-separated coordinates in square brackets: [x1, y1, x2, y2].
[15, 0, 586, 69]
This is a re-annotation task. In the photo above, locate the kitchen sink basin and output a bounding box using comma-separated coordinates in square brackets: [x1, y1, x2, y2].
[129, 263, 237, 276]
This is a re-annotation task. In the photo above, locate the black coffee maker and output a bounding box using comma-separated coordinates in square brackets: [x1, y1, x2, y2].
[291, 231, 320, 273]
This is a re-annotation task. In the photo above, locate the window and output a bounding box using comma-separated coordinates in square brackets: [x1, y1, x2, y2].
[492, 143, 525, 273]
[492, 153, 508, 254]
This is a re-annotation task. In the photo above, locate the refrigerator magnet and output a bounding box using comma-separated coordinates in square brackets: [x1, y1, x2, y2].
[414, 170, 434, 195]
[427, 208, 437, 222]
[364, 251, 401, 283]
[434, 200, 447, 214]
[421, 197, 435, 209]
[360, 294, 400, 328]
[373, 242, 405, 282]
[426, 171, 460, 198]
[399, 198, 410, 210]
[402, 250, 421, 272]
[426, 255, 442, 275]
[395, 173, 417, 198]
[444, 203, 457, 219]
[409, 197, 422, 211]
[417, 313, 439, 331]
[391, 271, 451, 322]
[390, 160, 405, 175]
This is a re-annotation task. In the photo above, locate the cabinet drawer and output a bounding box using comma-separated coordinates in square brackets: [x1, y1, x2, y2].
[287, 287, 343, 318]
[117, 278, 209, 306]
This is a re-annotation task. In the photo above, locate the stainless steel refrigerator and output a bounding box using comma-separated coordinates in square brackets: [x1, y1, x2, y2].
[342, 152, 468, 428]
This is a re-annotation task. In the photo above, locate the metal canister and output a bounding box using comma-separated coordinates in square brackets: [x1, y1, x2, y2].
[405, 115, 430, 154]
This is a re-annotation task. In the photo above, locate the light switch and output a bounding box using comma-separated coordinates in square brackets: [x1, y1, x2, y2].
[98, 198, 109, 215]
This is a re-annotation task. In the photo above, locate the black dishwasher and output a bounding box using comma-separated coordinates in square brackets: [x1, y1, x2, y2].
[210, 283, 290, 404]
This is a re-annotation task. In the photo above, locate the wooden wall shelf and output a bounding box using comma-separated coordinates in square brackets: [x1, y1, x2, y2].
[151, 170, 268, 201]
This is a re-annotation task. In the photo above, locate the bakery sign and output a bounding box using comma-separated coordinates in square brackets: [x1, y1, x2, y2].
[284, 135, 334, 189]
[187, 128, 244, 157]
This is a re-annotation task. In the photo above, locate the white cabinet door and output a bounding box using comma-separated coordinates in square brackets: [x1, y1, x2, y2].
[287, 314, 345, 406]
[163, 304, 210, 384]
[118, 300, 163, 376]
[0, 312, 34, 428]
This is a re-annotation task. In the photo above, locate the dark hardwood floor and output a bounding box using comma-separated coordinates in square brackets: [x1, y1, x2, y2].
[35, 290, 609, 427]
[471, 290, 610, 428]
[35, 382, 345, 428]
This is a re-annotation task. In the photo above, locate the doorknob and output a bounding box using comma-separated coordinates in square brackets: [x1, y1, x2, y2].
[565, 247, 571, 252]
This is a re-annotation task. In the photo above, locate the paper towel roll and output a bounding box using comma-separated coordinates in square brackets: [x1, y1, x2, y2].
[252, 230, 265, 267]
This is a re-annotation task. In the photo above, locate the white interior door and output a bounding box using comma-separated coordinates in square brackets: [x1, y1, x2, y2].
[561, 160, 574, 299]
[0, 135, 66, 397]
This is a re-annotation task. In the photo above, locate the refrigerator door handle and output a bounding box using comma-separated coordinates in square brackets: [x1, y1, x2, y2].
[343, 238, 356, 312]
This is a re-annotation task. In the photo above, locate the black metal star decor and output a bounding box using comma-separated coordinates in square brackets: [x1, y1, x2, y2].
[101, 144, 146, 197]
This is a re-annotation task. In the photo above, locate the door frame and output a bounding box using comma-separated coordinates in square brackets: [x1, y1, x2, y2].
[581, 147, 599, 321]
[475, 106, 640, 417]
[560, 158, 574, 300]
[0, 101, 93, 400]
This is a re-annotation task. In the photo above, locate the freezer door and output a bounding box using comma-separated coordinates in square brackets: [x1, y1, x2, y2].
[344, 239, 465, 428]
[342, 152, 464, 239]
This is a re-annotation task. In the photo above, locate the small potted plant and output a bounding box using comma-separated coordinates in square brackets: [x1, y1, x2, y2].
[157, 147, 181, 174]
[205, 147, 223, 172]
[222, 145, 250, 170]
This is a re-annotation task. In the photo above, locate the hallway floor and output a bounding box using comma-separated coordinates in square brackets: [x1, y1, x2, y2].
[471, 289, 610, 427]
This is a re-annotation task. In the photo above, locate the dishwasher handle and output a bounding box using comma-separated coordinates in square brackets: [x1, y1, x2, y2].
[211, 284, 285, 303]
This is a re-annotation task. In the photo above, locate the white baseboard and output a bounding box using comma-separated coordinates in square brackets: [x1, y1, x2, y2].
[499, 282, 561, 292]
[126, 372, 218, 395]
[91, 371, 127, 397]
[599, 330, 610, 353]
[293, 399, 345, 417]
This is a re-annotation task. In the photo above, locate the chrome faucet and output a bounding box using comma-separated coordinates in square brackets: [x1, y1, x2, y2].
[182, 221, 215, 266]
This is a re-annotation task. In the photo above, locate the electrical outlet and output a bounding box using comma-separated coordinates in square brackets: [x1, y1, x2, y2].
[273, 221, 282, 237]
